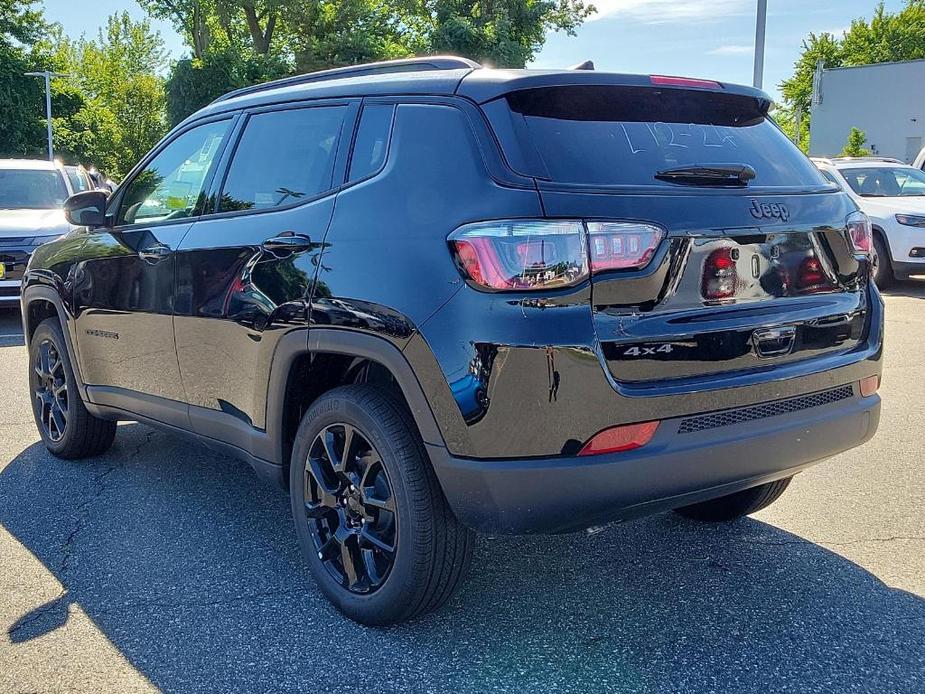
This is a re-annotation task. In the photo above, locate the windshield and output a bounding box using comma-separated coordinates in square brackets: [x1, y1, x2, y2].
[0, 169, 69, 209]
[839, 166, 925, 197]
[485, 85, 828, 189]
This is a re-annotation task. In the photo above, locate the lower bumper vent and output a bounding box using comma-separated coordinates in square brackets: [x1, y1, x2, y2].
[678, 384, 855, 434]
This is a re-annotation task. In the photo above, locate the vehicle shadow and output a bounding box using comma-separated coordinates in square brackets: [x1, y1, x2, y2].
[2, 424, 922, 693]
[881, 279, 925, 299]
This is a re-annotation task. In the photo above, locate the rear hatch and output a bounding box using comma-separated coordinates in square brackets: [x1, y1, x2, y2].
[476, 78, 872, 387]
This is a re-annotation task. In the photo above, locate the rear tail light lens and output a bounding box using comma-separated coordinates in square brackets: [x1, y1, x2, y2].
[846, 211, 872, 255]
[449, 220, 588, 290]
[702, 247, 738, 300]
[449, 220, 665, 291]
[796, 256, 834, 292]
[586, 222, 665, 272]
[578, 421, 660, 456]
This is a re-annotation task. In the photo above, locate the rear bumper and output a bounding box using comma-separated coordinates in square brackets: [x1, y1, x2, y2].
[429, 386, 880, 533]
[891, 259, 925, 280]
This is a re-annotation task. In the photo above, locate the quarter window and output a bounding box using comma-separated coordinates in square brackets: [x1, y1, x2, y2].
[348, 104, 394, 181]
[116, 119, 230, 226]
[219, 106, 347, 212]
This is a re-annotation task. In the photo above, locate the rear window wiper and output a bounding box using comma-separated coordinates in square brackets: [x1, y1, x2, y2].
[655, 163, 756, 187]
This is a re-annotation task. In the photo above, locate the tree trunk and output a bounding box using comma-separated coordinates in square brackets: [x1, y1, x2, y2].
[243, 2, 275, 55]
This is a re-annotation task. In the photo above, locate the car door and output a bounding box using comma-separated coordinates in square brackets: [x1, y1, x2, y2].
[173, 101, 355, 442]
[72, 116, 235, 424]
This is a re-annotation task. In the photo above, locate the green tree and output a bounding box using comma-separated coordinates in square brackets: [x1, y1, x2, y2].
[45, 13, 168, 178]
[425, 0, 594, 67]
[841, 127, 871, 157]
[780, 31, 842, 117]
[153, 0, 597, 118]
[166, 47, 289, 125]
[781, 1, 925, 146]
[0, 0, 48, 157]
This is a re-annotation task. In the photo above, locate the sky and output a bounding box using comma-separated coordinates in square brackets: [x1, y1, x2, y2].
[42, 0, 909, 102]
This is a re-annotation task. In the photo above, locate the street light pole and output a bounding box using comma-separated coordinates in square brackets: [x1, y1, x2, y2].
[24, 71, 70, 161]
[753, 0, 768, 89]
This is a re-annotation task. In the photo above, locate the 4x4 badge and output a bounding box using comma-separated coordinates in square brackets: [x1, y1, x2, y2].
[749, 200, 790, 222]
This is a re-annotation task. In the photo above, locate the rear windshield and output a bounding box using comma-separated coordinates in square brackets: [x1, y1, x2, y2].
[485, 85, 827, 189]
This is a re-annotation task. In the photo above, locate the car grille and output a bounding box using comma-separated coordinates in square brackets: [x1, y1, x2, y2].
[677, 384, 855, 434]
[1, 247, 31, 279]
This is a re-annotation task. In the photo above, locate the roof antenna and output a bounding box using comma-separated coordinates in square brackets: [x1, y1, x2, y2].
[570, 60, 595, 70]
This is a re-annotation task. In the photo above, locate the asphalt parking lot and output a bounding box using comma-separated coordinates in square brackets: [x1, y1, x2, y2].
[0, 287, 923, 694]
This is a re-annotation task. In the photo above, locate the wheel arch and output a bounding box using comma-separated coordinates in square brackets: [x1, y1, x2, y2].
[870, 224, 894, 261]
[21, 285, 90, 402]
[267, 329, 449, 484]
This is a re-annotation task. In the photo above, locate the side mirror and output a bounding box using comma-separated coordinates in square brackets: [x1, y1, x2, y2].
[64, 190, 109, 228]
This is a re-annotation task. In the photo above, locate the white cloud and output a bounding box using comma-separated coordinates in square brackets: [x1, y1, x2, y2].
[588, 0, 752, 24]
[707, 44, 753, 56]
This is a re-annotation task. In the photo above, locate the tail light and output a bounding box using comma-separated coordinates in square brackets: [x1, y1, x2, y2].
[796, 256, 833, 293]
[449, 220, 664, 291]
[578, 421, 660, 456]
[702, 247, 738, 300]
[846, 211, 872, 255]
[586, 222, 664, 272]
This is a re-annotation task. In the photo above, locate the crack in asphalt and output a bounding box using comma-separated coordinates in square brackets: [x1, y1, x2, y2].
[9, 429, 156, 639]
[60, 430, 155, 575]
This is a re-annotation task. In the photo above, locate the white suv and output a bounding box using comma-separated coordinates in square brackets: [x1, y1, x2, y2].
[813, 157, 925, 287]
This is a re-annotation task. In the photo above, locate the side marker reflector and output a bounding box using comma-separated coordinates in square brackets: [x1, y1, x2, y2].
[859, 375, 880, 397]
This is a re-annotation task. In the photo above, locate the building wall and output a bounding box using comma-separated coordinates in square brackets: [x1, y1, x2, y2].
[809, 60, 925, 162]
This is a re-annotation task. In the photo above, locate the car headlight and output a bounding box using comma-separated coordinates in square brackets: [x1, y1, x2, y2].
[895, 214, 925, 227]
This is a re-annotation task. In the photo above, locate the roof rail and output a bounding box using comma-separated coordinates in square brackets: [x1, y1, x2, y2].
[830, 156, 905, 164]
[211, 56, 482, 105]
[809, 157, 834, 166]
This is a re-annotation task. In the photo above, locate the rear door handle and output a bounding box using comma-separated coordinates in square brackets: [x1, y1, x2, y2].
[138, 243, 172, 264]
[261, 232, 312, 253]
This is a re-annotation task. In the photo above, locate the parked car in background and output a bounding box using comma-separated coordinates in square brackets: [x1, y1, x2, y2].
[813, 156, 925, 286]
[0, 159, 72, 305]
[86, 167, 116, 194]
[22, 59, 882, 625]
[62, 164, 93, 194]
[912, 145, 925, 170]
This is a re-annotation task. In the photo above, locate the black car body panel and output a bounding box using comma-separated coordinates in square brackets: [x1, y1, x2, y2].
[22, 64, 883, 534]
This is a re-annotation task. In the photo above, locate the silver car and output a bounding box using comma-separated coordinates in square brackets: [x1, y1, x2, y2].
[0, 159, 73, 305]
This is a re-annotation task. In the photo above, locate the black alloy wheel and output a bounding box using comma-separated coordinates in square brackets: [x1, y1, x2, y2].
[302, 423, 398, 593]
[290, 385, 474, 625]
[33, 338, 68, 443]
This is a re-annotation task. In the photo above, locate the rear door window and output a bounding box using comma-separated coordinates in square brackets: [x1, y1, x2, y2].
[219, 105, 347, 211]
[485, 85, 827, 189]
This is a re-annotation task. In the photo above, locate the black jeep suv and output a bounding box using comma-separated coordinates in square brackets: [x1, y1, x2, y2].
[22, 57, 883, 625]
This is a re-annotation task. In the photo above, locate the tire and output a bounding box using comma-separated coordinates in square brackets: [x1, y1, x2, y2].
[674, 477, 792, 522]
[29, 317, 117, 459]
[289, 385, 474, 625]
[872, 233, 894, 289]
